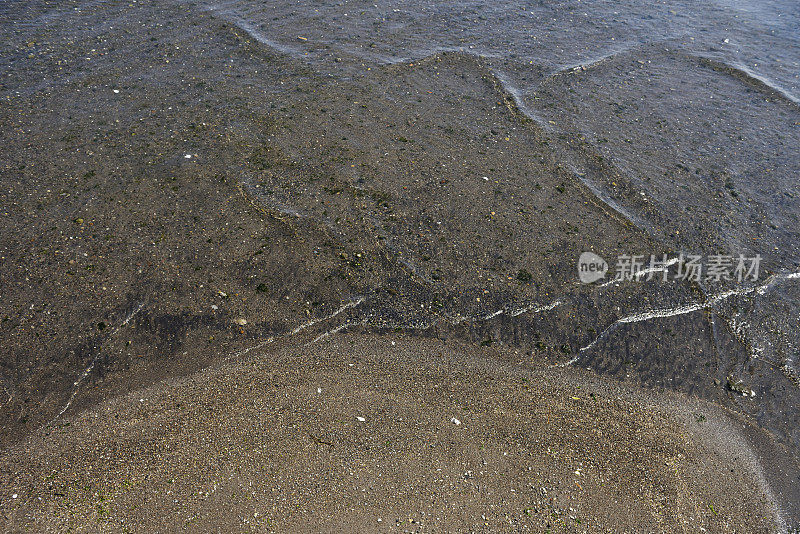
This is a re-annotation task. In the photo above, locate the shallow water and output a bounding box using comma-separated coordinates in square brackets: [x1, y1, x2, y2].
[199, 0, 800, 423]
[188, 0, 800, 522]
[1, 0, 799, 527]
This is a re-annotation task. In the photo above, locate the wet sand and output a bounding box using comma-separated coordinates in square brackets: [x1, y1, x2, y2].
[2, 0, 800, 530]
[0, 334, 783, 532]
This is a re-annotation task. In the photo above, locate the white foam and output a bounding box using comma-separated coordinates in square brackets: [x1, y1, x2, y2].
[569, 270, 800, 365]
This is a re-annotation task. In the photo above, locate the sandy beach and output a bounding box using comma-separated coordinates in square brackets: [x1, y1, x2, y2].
[0, 333, 783, 531]
[2, 0, 799, 530]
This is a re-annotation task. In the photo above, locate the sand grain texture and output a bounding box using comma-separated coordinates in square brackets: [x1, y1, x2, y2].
[0, 334, 780, 532]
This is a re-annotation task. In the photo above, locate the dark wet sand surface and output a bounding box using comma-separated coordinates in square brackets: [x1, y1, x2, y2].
[1, 0, 799, 530]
